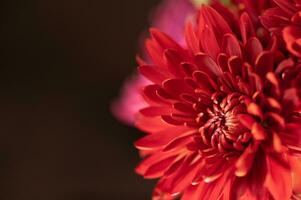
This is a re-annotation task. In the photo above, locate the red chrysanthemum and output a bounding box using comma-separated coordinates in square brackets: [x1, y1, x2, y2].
[261, 0, 301, 58]
[134, 5, 301, 200]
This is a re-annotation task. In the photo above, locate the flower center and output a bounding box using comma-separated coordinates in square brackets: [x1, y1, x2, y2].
[198, 93, 251, 153]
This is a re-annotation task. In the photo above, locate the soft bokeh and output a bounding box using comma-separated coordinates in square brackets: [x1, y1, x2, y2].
[0, 0, 162, 199]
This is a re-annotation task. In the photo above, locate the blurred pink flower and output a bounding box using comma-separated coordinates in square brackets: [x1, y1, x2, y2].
[111, 75, 149, 125]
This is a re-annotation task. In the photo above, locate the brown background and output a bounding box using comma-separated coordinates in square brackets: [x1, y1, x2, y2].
[0, 0, 160, 199]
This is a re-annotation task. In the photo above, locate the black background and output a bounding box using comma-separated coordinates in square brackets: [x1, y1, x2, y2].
[0, 0, 160, 199]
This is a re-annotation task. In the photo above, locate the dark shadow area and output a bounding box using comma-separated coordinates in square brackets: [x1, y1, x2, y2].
[0, 0, 160, 199]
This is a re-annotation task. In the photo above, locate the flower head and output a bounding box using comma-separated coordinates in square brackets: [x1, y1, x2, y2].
[134, 4, 301, 200]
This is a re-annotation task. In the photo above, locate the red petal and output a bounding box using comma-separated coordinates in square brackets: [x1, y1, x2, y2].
[222, 33, 242, 58]
[246, 148, 268, 197]
[265, 97, 282, 112]
[264, 112, 285, 129]
[200, 27, 221, 59]
[273, 0, 298, 16]
[261, 7, 290, 30]
[251, 123, 266, 141]
[199, 5, 232, 42]
[283, 88, 300, 109]
[181, 62, 198, 76]
[228, 56, 242, 77]
[195, 53, 222, 77]
[135, 152, 178, 178]
[185, 22, 200, 54]
[163, 131, 195, 152]
[184, 170, 231, 200]
[275, 58, 294, 75]
[272, 132, 283, 153]
[193, 71, 217, 92]
[283, 26, 301, 58]
[289, 156, 301, 194]
[182, 184, 198, 200]
[235, 144, 257, 177]
[144, 155, 178, 179]
[255, 51, 274, 78]
[150, 28, 183, 51]
[238, 114, 256, 130]
[173, 102, 196, 115]
[245, 37, 263, 65]
[139, 106, 174, 117]
[211, 0, 239, 33]
[165, 156, 186, 176]
[135, 126, 188, 150]
[163, 78, 194, 98]
[240, 12, 255, 44]
[217, 53, 229, 72]
[145, 39, 165, 67]
[139, 65, 168, 84]
[266, 72, 279, 90]
[161, 115, 185, 126]
[247, 102, 263, 120]
[279, 123, 301, 152]
[164, 49, 186, 78]
[135, 115, 169, 133]
[143, 84, 171, 105]
[171, 154, 203, 194]
[265, 154, 292, 200]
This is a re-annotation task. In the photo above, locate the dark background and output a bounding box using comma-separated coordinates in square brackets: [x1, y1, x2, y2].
[0, 0, 160, 199]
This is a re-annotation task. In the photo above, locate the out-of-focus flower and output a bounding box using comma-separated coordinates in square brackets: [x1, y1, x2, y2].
[261, 0, 301, 58]
[134, 4, 301, 200]
[111, 75, 149, 125]
[112, 0, 198, 125]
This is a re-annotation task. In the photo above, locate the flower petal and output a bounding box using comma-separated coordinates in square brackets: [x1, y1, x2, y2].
[265, 154, 293, 200]
[240, 12, 255, 44]
[139, 65, 168, 84]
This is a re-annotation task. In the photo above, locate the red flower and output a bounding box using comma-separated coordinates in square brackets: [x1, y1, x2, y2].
[261, 0, 301, 57]
[135, 5, 301, 200]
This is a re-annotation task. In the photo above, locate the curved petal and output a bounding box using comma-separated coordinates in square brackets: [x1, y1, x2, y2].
[265, 155, 292, 200]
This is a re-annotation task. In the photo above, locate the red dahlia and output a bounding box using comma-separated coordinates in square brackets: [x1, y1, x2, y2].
[134, 5, 301, 200]
[261, 0, 301, 57]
